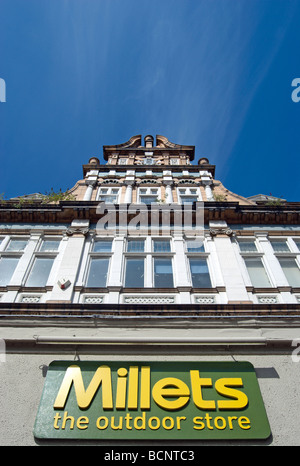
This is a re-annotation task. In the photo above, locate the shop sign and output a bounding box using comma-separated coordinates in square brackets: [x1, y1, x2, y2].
[34, 361, 271, 440]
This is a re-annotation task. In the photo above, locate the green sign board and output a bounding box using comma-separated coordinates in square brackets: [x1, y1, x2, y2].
[34, 360, 271, 440]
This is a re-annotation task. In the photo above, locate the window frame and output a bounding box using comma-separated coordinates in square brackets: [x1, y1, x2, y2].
[24, 255, 56, 288]
[84, 237, 114, 288]
[137, 187, 161, 204]
[177, 186, 202, 204]
[97, 186, 121, 204]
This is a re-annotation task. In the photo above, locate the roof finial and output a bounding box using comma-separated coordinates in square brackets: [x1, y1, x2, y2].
[144, 135, 154, 148]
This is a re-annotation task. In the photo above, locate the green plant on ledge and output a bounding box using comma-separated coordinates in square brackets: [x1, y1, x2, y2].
[213, 193, 227, 202]
[0, 189, 76, 208]
[41, 188, 76, 204]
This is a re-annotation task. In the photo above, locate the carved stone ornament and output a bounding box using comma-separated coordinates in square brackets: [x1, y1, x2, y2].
[209, 227, 234, 237]
[66, 226, 89, 237]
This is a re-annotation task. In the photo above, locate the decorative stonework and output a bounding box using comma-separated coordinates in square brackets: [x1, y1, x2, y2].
[123, 296, 175, 304]
[66, 226, 89, 237]
[210, 227, 233, 237]
[83, 295, 104, 304]
[257, 295, 279, 304]
[195, 296, 216, 304]
[20, 295, 41, 303]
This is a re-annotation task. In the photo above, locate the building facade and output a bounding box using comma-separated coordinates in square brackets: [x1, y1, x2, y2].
[0, 135, 300, 446]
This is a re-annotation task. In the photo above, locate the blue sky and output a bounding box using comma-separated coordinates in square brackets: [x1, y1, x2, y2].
[1, 0, 300, 201]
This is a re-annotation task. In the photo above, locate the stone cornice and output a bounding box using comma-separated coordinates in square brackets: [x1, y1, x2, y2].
[0, 201, 299, 226]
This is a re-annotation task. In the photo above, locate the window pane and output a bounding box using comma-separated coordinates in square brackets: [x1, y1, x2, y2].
[140, 196, 157, 204]
[181, 196, 198, 203]
[40, 240, 60, 252]
[125, 258, 144, 287]
[0, 257, 19, 285]
[154, 258, 173, 288]
[294, 240, 300, 251]
[86, 258, 109, 287]
[278, 258, 300, 287]
[153, 240, 171, 252]
[6, 239, 27, 251]
[127, 240, 144, 252]
[244, 258, 271, 287]
[26, 257, 54, 287]
[271, 241, 290, 252]
[93, 240, 112, 252]
[99, 195, 118, 203]
[189, 258, 211, 287]
[239, 241, 257, 252]
[186, 240, 205, 252]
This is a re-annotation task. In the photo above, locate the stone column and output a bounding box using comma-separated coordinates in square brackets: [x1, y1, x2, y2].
[83, 178, 97, 201]
[47, 220, 89, 302]
[124, 181, 134, 204]
[209, 220, 251, 303]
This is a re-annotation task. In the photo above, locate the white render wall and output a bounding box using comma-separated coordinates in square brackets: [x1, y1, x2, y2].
[0, 339, 300, 446]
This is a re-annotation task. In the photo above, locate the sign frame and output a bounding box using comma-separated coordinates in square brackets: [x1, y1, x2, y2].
[34, 360, 271, 441]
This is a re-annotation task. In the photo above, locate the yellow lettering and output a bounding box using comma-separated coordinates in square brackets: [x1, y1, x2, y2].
[152, 377, 190, 411]
[214, 416, 226, 430]
[215, 378, 248, 410]
[127, 366, 139, 410]
[96, 416, 109, 430]
[162, 416, 174, 430]
[193, 416, 205, 430]
[53, 365, 113, 410]
[176, 416, 186, 430]
[140, 366, 151, 410]
[190, 371, 216, 410]
[148, 416, 160, 430]
[116, 368, 127, 410]
[61, 411, 74, 430]
[238, 416, 251, 430]
[133, 412, 146, 430]
[77, 416, 89, 430]
[111, 415, 123, 430]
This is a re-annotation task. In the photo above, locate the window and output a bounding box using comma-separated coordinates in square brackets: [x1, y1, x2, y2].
[125, 258, 144, 287]
[186, 239, 205, 252]
[0, 257, 19, 286]
[6, 239, 28, 251]
[189, 258, 211, 288]
[170, 158, 179, 165]
[127, 239, 145, 252]
[271, 240, 290, 252]
[294, 240, 300, 251]
[98, 187, 120, 204]
[244, 258, 271, 288]
[154, 258, 173, 288]
[86, 258, 110, 287]
[85, 238, 113, 287]
[40, 239, 60, 252]
[177, 188, 201, 204]
[153, 240, 171, 252]
[26, 257, 55, 287]
[138, 187, 160, 204]
[93, 240, 112, 253]
[118, 158, 127, 165]
[277, 258, 300, 287]
[238, 241, 257, 252]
